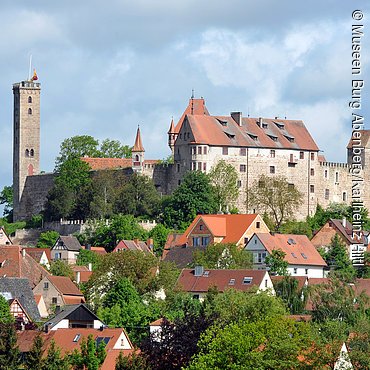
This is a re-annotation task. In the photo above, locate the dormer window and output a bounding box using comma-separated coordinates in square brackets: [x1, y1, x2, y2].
[262, 123, 268, 129]
[243, 277, 253, 284]
[287, 238, 296, 245]
[268, 135, 278, 142]
[229, 279, 235, 285]
[274, 121, 285, 129]
[284, 135, 295, 142]
[217, 119, 228, 127]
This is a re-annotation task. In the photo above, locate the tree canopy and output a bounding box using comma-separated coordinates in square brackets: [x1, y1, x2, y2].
[0, 185, 13, 219]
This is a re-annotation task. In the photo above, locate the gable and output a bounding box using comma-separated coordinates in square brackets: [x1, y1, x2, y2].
[66, 305, 99, 322]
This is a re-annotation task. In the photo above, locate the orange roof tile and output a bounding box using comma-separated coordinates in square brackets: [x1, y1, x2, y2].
[48, 276, 84, 296]
[63, 296, 85, 304]
[81, 157, 132, 170]
[174, 98, 210, 133]
[255, 233, 327, 266]
[132, 126, 144, 152]
[347, 130, 370, 148]
[177, 268, 268, 293]
[168, 118, 175, 134]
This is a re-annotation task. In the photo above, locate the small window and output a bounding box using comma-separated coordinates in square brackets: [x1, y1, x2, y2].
[305, 269, 308, 275]
[192, 162, 196, 171]
[343, 192, 347, 202]
[191, 147, 196, 155]
[28, 108, 32, 115]
[197, 162, 202, 171]
[335, 172, 339, 183]
[265, 279, 268, 288]
[310, 168, 314, 176]
[270, 166, 275, 174]
[202, 237, 210, 246]
[237, 180, 242, 188]
[243, 277, 253, 284]
[244, 237, 248, 244]
[44, 282, 49, 289]
[240, 164, 246, 172]
[198, 147, 202, 155]
[25, 149, 30, 157]
[52, 297, 57, 304]
[310, 153, 314, 160]
[30, 149, 34, 157]
[176, 163, 180, 172]
[228, 279, 235, 285]
[301, 253, 308, 259]
[203, 162, 206, 171]
[240, 148, 246, 156]
[293, 268, 297, 274]
[73, 334, 81, 343]
[270, 150, 275, 158]
[299, 151, 304, 159]
[324, 169, 328, 179]
[325, 189, 329, 200]
[199, 224, 203, 231]
[192, 237, 200, 246]
[256, 221, 260, 229]
[222, 147, 228, 155]
[28, 96, 32, 103]
[310, 185, 314, 193]
[203, 147, 207, 155]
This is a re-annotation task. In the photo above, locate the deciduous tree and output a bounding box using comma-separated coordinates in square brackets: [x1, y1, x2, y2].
[265, 249, 289, 276]
[0, 185, 13, 219]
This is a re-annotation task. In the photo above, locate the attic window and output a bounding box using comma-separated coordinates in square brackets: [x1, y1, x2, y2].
[229, 278, 235, 285]
[96, 337, 111, 346]
[268, 135, 278, 142]
[243, 277, 253, 284]
[301, 253, 308, 259]
[274, 121, 285, 129]
[284, 135, 295, 143]
[217, 119, 228, 127]
[291, 252, 297, 258]
[73, 334, 81, 342]
[224, 132, 235, 139]
[287, 238, 296, 245]
[247, 133, 258, 141]
[203, 271, 210, 277]
[262, 123, 268, 129]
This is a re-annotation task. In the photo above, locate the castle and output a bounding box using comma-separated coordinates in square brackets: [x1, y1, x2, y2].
[12, 79, 369, 223]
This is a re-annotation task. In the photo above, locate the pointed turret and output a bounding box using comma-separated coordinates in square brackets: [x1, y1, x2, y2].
[132, 126, 145, 173]
[168, 117, 176, 155]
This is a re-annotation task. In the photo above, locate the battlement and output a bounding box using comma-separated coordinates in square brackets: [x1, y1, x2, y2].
[319, 161, 349, 169]
[13, 81, 41, 89]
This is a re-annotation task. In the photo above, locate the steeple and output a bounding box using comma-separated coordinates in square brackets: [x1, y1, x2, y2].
[132, 126, 145, 173]
[168, 117, 176, 155]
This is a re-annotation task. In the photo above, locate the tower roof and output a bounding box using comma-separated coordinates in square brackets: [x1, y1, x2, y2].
[132, 126, 145, 152]
[168, 118, 175, 134]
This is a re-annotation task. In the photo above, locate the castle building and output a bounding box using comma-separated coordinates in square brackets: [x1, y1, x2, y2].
[13, 79, 41, 221]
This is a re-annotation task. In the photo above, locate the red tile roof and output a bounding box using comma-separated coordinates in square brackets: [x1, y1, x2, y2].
[181, 114, 319, 151]
[81, 246, 107, 255]
[132, 126, 145, 152]
[113, 240, 152, 253]
[48, 276, 84, 296]
[24, 248, 51, 263]
[347, 130, 370, 148]
[0, 246, 49, 288]
[177, 268, 269, 293]
[81, 157, 159, 171]
[255, 233, 327, 266]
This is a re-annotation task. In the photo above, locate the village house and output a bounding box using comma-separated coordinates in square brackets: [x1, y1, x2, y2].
[44, 303, 105, 330]
[177, 267, 275, 301]
[311, 218, 369, 266]
[245, 233, 327, 278]
[23, 247, 51, 269]
[51, 235, 82, 264]
[163, 213, 269, 267]
[33, 275, 85, 313]
[0, 246, 49, 288]
[34, 294, 48, 318]
[17, 327, 134, 370]
[113, 238, 153, 254]
[0, 226, 12, 245]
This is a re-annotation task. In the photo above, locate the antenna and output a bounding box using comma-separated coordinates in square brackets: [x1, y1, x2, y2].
[28, 54, 32, 81]
[247, 106, 250, 118]
[191, 89, 194, 99]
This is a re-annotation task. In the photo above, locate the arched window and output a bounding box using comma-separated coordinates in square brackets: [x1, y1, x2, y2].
[28, 108, 32, 115]
[25, 149, 30, 157]
[28, 96, 32, 103]
[135, 154, 140, 162]
[30, 149, 34, 157]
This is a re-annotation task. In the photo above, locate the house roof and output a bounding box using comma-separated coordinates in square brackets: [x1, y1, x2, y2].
[328, 219, 367, 244]
[81, 157, 160, 171]
[24, 248, 51, 263]
[17, 328, 134, 369]
[254, 233, 327, 266]
[347, 130, 370, 148]
[0, 246, 49, 288]
[0, 277, 41, 322]
[177, 268, 269, 293]
[47, 276, 84, 296]
[353, 279, 370, 298]
[180, 114, 319, 151]
[114, 240, 152, 253]
[55, 236, 81, 251]
[45, 304, 101, 329]
[162, 245, 200, 268]
[132, 126, 144, 152]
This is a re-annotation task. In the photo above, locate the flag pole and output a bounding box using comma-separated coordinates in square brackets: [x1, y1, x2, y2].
[28, 54, 32, 80]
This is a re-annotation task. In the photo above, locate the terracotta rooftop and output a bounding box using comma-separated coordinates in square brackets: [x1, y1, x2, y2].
[177, 268, 269, 293]
[132, 126, 144, 152]
[180, 114, 319, 151]
[347, 130, 370, 149]
[47, 276, 84, 296]
[0, 246, 49, 288]
[255, 233, 327, 266]
[114, 239, 152, 254]
[329, 219, 367, 244]
[24, 247, 51, 263]
[81, 157, 160, 171]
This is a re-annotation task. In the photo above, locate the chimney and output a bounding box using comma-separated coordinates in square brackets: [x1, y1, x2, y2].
[342, 217, 347, 228]
[88, 262, 92, 272]
[21, 248, 26, 258]
[76, 271, 80, 284]
[257, 117, 263, 127]
[231, 112, 242, 126]
[147, 238, 154, 252]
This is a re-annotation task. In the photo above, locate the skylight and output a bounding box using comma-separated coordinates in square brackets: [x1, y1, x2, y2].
[301, 253, 308, 259]
[229, 279, 235, 285]
[291, 252, 297, 258]
[73, 334, 81, 343]
[243, 277, 253, 284]
[287, 238, 296, 245]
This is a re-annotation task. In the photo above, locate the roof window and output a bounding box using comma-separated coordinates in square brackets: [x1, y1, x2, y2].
[228, 278, 235, 285]
[243, 277, 253, 284]
[287, 238, 296, 245]
[73, 334, 81, 343]
[301, 253, 308, 259]
[274, 121, 285, 129]
[268, 135, 278, 142]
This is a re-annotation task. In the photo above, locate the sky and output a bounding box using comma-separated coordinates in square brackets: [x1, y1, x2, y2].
[0, 0, 369, 210]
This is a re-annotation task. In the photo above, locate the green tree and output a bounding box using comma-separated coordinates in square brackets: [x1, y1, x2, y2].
[162, 171, 217, 230]
[76, 249, 100, 269]
[0, 295, 13, 324]
[0, 322, 20, 369]
[100, 138, 131, 158]
[50, 260, 74, 279]
[115, 173, 161, 218]
[187, 317, 321, 370]
[280, 220, 313, 238]
[247, 175, 303, 231]
[55, 135, 101, 169]
[192, 243, 252, 269]
[265, 249, 289, 276]
[0, 185, 13, 219]
[41, 340, 69, 370]
[148, 223, 172, 256]
[115, 350, 150, 370]
[36, 230, 60, 249]
[25, 334, 44, 370]
[208, 160, 239, 212]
